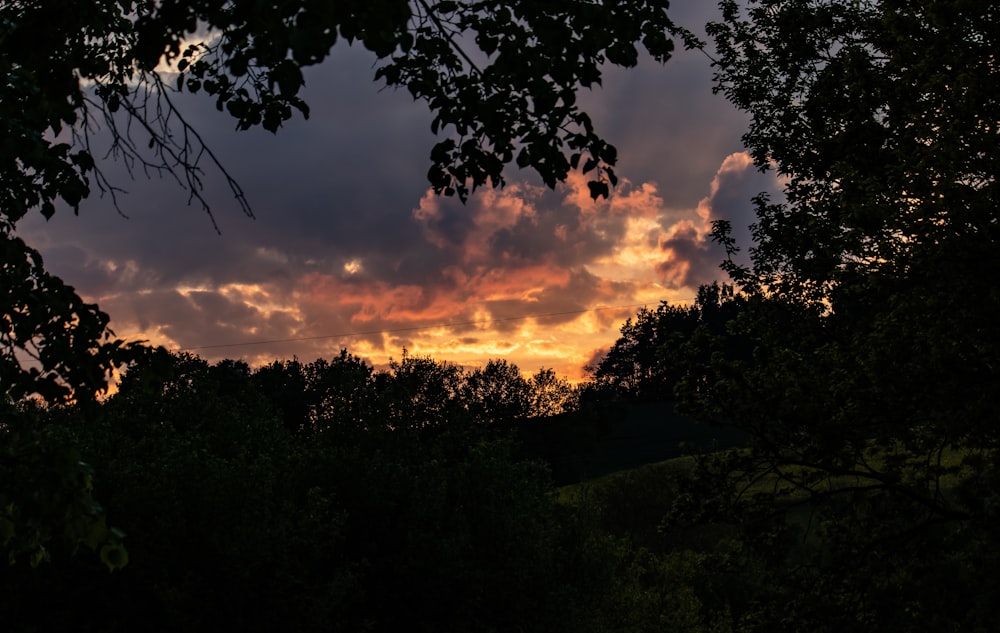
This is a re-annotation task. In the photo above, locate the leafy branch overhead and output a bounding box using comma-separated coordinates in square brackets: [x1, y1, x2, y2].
[1, 235, 145, 405]
[0, 0, 692, 404]
[1, 0, 699, 232]
[167, 0, 697, 201]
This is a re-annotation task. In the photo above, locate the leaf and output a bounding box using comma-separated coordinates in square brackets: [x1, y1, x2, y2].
[262, 108, 283, 133]
[70, 151, 95, 171]
[516, 148, 531, 168]
[269, 59, 305, 97]
[603, 144, 618, 165]
[100, 543, 129, 571]
[84, 520, 110, 550]
[587, 181, 609, 200]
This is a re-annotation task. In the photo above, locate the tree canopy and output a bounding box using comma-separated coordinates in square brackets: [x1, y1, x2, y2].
[1, 350, 621, 632]
[709, 0, 998, 300]
[1, 0, 695, 230]
[701, 0, 999, 493]
[644, 1, 1000, 628]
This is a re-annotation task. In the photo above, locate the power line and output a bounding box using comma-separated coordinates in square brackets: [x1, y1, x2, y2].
[176, 300, 693, 353]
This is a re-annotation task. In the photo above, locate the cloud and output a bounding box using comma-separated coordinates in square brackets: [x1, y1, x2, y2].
[655, 152, 776, 288]
[19, 153, 772, 382]
[13, 4, 774, 381]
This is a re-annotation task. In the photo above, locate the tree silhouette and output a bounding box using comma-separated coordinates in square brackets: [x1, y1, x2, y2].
[462, 358, 532, 424]
[657, 2, 1000, 628]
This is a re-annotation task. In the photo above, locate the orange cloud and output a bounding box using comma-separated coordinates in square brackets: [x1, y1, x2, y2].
[656, 152, 757, 288]
[413, 183, 541, 262]
[55, 153, 766, 385]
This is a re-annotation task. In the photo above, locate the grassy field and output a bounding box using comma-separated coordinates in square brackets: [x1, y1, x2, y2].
[554, 438, 976, 559]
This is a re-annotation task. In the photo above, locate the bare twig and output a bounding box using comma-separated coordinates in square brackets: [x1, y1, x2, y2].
[80, 69, 254, 234]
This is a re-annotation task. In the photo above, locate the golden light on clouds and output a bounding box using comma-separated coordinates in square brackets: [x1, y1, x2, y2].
[78, 152, 760, 384]
[12, 7, 779, 396]
[342, 258, 363, 275]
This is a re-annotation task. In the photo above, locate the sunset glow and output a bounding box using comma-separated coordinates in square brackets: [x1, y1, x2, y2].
[16, 34, 780, 383]
[55, 155, 770, 383]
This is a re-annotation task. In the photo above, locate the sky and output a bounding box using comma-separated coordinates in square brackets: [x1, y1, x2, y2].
[16, 1, 779, 382]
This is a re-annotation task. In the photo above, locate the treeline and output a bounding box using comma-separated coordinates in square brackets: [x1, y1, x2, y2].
[4, 227, 999, 633]
[0, 349, 586, 632]
[135, 348, 580, 433]
[3, 273, 1000, 631]
[0, 331, 723, 633]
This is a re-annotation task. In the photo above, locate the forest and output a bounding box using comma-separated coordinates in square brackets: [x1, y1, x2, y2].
[3, 1, 999, 631]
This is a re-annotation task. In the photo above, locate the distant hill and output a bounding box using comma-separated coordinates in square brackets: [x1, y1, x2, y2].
[506, 400, 747, 486]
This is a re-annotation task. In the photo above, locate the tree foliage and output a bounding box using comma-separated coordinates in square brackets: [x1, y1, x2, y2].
[709, 0, 999, 300]
[1, 350, 623, 632]
[463, 358, 532, 424]
[0, 403, 127, 571]
[1, 0, 696, 232]
[591, 283, 748, 402]
[528, 367, 578, 418]
[1, 235, 143, 404]
[591, 302, 697, 400]
[701, 0, 1000, 514]
[640, 1, 1000, 629]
